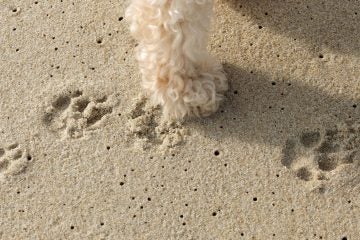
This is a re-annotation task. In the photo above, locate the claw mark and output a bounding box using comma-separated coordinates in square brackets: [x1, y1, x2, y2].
[87, 107, 112, 126]
[300, 131, 321, 148]
[52, 95, 71, 110]
[296, 167, 312, 181]
[281, 139, 296, 167]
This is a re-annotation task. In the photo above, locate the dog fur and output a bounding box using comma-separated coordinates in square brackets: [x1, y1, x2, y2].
[126, 0, 228, 120]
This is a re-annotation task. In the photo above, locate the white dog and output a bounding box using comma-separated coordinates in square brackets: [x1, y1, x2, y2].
[126, 0, 228, 120]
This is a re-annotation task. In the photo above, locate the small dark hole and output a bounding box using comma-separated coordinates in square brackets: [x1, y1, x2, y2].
[212, 212, 217, 216]
[352, 104, 357, 108]
[27, 155, 32, 161]
[319, 54, 324, 58]
[100, 222, 104, 226]
[253, 197, 258, 202]
[120, 182, 124, 186]
[214, 150, 220, 156]
[106, 146, 110, 150]
[70, 226, 74, 229]
[119, 17, 124, 21]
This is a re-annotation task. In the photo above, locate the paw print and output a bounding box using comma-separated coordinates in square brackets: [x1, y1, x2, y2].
[0, 143, 32, 179]
[281, 121, 360, 185]
[126, 96, 189, 150]
[42, 90, 119, 139]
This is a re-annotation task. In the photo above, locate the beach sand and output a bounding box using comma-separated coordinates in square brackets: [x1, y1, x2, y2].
[0, 0, 359, 239]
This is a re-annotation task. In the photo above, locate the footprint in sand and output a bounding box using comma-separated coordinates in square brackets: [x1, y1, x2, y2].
[126, 96, 189, 150]
[0, 142, 32, 180]
[42, 90, 118, 139]
[281, 121, 360, 185]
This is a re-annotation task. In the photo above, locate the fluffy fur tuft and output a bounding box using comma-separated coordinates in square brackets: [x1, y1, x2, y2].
[126, 0, 228, 119]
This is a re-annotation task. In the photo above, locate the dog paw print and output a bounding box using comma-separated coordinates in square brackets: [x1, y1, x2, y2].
[42, 90, 118, 139]
[281, 121, 360, 185]
[0, 143, 32, 179]
[126, 96, 189, 150]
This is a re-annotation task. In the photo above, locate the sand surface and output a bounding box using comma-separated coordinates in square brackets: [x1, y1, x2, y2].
[1, 0, 359, 239]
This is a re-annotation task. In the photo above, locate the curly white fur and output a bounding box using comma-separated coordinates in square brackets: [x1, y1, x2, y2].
[126, 0, 228, 119]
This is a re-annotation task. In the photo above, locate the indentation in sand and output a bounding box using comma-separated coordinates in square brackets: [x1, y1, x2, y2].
[281, 121, 360, 189]
[0, 143, 32, 180]
[126, 95, 189, 151]
[42, 90, 119, 139]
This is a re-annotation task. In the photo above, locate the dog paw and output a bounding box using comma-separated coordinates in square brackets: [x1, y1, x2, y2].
[0, 143, 32, 180]
[126, 96, 189, 150]
[42, 90, 118, 139]
[281, 121, 360, 187]
[162, 62, 228, 119]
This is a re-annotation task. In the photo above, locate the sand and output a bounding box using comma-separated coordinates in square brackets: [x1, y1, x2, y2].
[0, 0, 359, 239]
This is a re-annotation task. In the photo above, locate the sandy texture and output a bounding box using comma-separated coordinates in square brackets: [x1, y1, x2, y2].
[0, 0, 359, 239]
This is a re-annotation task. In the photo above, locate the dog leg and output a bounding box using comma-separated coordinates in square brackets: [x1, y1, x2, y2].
[126, 0, 228, 119]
